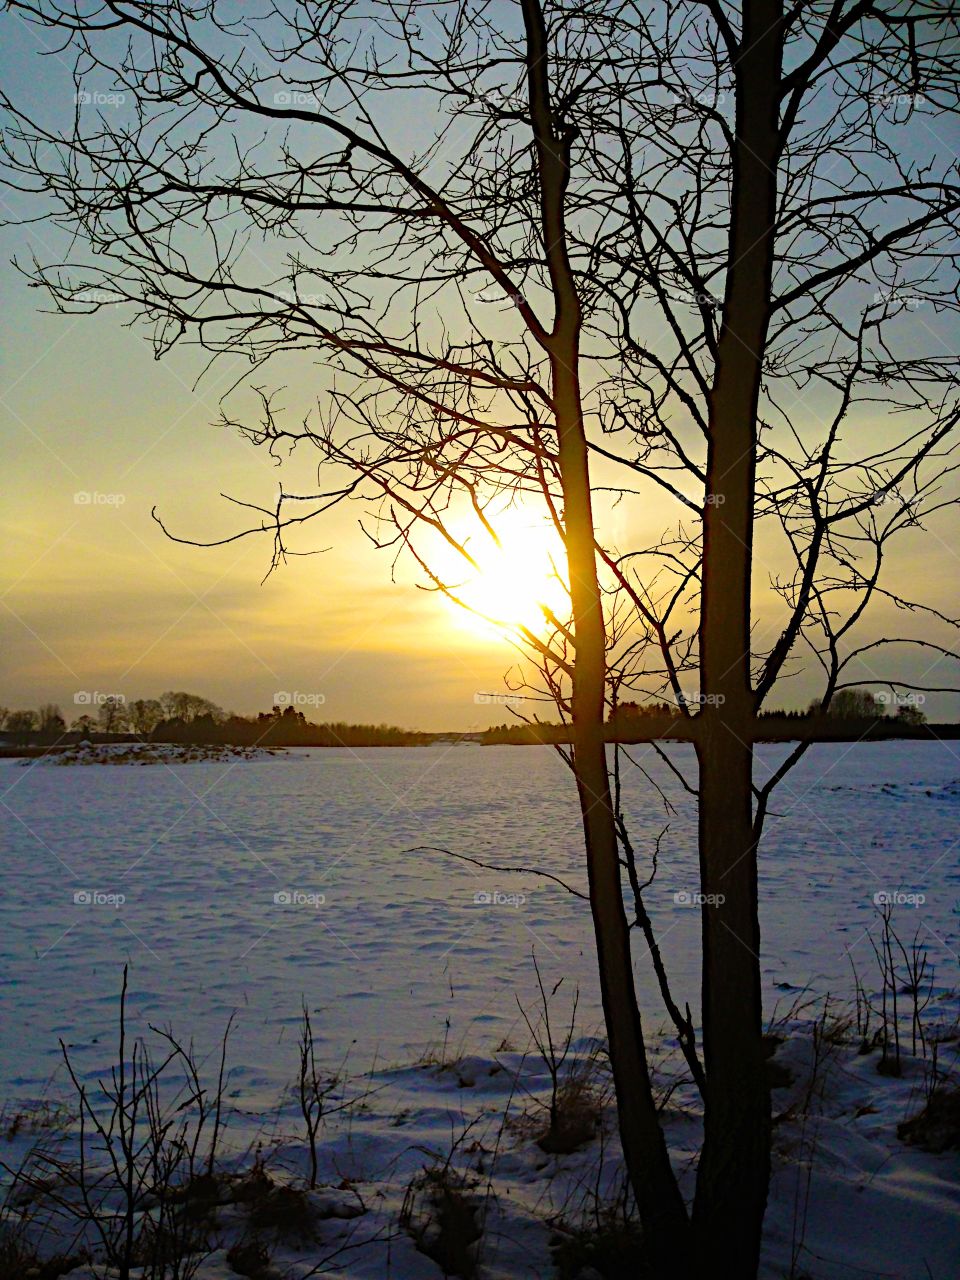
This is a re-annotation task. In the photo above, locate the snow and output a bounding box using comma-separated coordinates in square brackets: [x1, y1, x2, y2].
[1, 741, 958, 1276]
[25, 741, 289, 766]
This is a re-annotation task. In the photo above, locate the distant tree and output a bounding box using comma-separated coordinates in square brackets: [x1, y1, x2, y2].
[896, 702, 928, 727]
[186, 711, 224, 742]
[37, 703, 66, 736]
[614, 700, 675, 719]
[127, 698, 164, 736]
[158, 691, 224, 723]
[6, 710, 38, 743]
[97, 696, 127, 734]
[812, 689, 885, 720]
[71, 713, 96, 737]
[0, 708, 9, 731]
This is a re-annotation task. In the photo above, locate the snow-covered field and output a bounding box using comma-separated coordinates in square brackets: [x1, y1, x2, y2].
[1, 741, 958, 1277]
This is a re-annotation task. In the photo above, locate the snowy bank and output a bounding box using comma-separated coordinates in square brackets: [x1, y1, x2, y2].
[1, 1012, 957, 1280]
[23, 741, 290, 766]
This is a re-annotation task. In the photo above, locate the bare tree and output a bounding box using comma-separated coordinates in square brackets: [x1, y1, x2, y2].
[3, 1, 959, 1273]
[71, 712, 97, 737]
[97, 694, 127, 735]
[158, 692, 224, 724]
[5, 709, 38, 744]
[127, 697, 164, 736]
[37, 702, 66, 735]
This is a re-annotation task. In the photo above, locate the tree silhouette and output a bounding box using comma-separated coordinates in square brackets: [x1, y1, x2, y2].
[5, 709, 39, 744]
[126, 697, 164, 736]
[96, 694, 127, 735]
[37, 702, 66, 736]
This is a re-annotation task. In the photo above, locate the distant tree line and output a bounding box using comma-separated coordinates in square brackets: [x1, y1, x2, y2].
[0, 686, 932, 751]
[0, 692, 432, 748]
[479, 722, 568, 745]
[611, 688, 927, 726]
[481, 689, 929, 745]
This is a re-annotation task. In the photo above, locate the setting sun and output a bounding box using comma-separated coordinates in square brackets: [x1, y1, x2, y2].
[431, 508, 570, 636]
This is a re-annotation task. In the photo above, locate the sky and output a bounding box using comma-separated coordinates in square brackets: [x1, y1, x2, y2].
[1, 3, 958, 731]
[0, 8, 554, 731]
[0, 294, 531, 729]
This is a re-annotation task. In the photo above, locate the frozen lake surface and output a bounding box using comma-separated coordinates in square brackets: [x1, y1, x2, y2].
[1, 739, 957, 1114]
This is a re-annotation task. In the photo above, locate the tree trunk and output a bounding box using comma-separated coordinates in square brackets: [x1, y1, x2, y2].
[693, 729, 769, 1274]
[556, 356, 691, 1273]
[519, 1, 691, 1266]
[692, 2, 783, 1272]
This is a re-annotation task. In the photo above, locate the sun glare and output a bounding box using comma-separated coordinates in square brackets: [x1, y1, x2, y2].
[432, 509, 570, 636]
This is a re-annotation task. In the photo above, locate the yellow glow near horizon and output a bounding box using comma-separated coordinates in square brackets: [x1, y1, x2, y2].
[433, 508, 570, 636]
